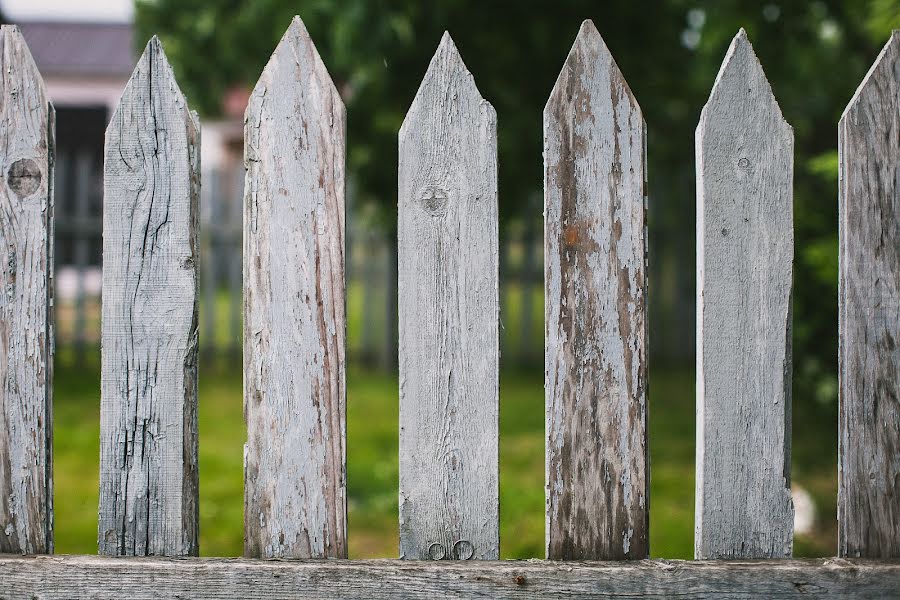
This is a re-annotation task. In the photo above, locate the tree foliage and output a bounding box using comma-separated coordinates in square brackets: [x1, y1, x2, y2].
[136, 0, 899, 411]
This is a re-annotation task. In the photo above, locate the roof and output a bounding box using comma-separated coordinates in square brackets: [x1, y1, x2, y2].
[16, 21, 135, 76]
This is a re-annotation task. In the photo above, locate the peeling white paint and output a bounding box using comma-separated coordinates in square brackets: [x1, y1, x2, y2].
[544, 20, 648, 560]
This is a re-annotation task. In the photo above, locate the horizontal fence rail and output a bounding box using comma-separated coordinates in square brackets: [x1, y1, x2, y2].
[0, 16, 898, 599]
[0, 556, 899, 599]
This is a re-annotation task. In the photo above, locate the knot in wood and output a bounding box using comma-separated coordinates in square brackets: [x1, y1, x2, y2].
[7, 158, 41, 198]
[417, 185, 450, 217]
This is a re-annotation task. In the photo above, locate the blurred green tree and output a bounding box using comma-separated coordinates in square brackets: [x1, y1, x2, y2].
[135, 0, 899, 421]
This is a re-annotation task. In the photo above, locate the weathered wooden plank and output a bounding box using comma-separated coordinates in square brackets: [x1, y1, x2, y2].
[544, 20, 648, 560]
[99, 37, 200, 556]
[0, 25, 54, 555]
[694, 29, 794, 559]
[838, 31, 900, 559]
[398, 32, 499, 560]
[0, 556, 898, 599]
[243, 17, 346, 559]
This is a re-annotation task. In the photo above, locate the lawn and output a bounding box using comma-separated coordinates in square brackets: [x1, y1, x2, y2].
[52, 359, 836, 558]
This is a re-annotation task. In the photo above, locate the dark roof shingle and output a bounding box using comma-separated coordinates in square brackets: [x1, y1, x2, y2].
[17, 21, 135, 76]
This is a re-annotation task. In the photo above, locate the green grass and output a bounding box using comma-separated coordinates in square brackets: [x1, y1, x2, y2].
[51, 360, 836, 558]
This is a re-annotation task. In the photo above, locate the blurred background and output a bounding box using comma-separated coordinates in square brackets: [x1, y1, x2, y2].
[6, 0, 898, 558]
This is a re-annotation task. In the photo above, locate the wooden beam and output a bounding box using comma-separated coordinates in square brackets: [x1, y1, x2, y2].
[99, 36, 200, 556]
[695, 29, 794, 559]
[0, 555, 897, 599]
[398, 32, 499, 560]
[838, 31, 900, 559]
[243, 16, 347, 559]
[0, 24, 55, 555]
[544, 19, 649, 560]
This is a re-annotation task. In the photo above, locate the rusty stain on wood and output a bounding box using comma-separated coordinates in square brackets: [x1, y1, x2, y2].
[544, 20, 648, 560]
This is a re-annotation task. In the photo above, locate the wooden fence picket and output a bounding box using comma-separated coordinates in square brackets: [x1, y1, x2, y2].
[0, 25, 55, 555]
[694, 29, 794, 559]
[398, 32, 499, 560]
[838, 31, 900, 559]
[243, 17, 347, 559]
[544, 20, 648, 560]
[98, 37, 200, 556]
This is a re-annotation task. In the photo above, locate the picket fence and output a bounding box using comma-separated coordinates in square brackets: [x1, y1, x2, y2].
[0, 17, 897, 599]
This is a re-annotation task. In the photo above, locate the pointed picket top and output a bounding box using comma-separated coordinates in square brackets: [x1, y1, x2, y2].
[695, 28, 794, 560]
[398, 31, 499, 560]
[246, 16, 342, 130]
[0, 24, 55, 555]
[0, 25, 51, 119]
[544, 19, 648, 560]
[111, 37, 191, 126]
[400, 32, 492, 137]
[243, 16, 347, 559]
[700, 28, 789, 134]
[99, 35, 200, 556]
[841, 30, 900, 122]
[837, 31, 900, 559]
[546, 19, 641, 117]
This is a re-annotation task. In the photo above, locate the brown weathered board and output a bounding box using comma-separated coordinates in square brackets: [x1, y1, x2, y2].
[0, 25, 55, 555]
[838, 31, 900, 559]
[695, 29, 795, 559]
[398, 33, 499, 560]
[0, 556, 898, 599]
[544, 20, 648, 560]
[99, 37, 200, 556]
[243, 17, 347, 559]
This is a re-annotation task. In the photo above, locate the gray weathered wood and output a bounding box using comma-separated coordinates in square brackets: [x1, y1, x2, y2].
[243, 17, 346, 559]
[544, 20, 648, 561]
[838, 31, 900, 559]
[0, 25, 54, 555]
[0, 555, 898, 599]
[694, 29, 794, 559]
[398, 32, 499, 560]
[99, 37, 200, 556]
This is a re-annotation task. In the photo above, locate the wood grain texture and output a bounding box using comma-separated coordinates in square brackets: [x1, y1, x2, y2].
[544, 20, 648, 561]
[99, 37, 200, 557]
[0, 556, 898, 599]
[838, 31, 900, 559]
[0, 25, 54, 555]
[694, 29, 794, 559]
[243, 17, 346, 559]
[398, 32, 499, 561]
